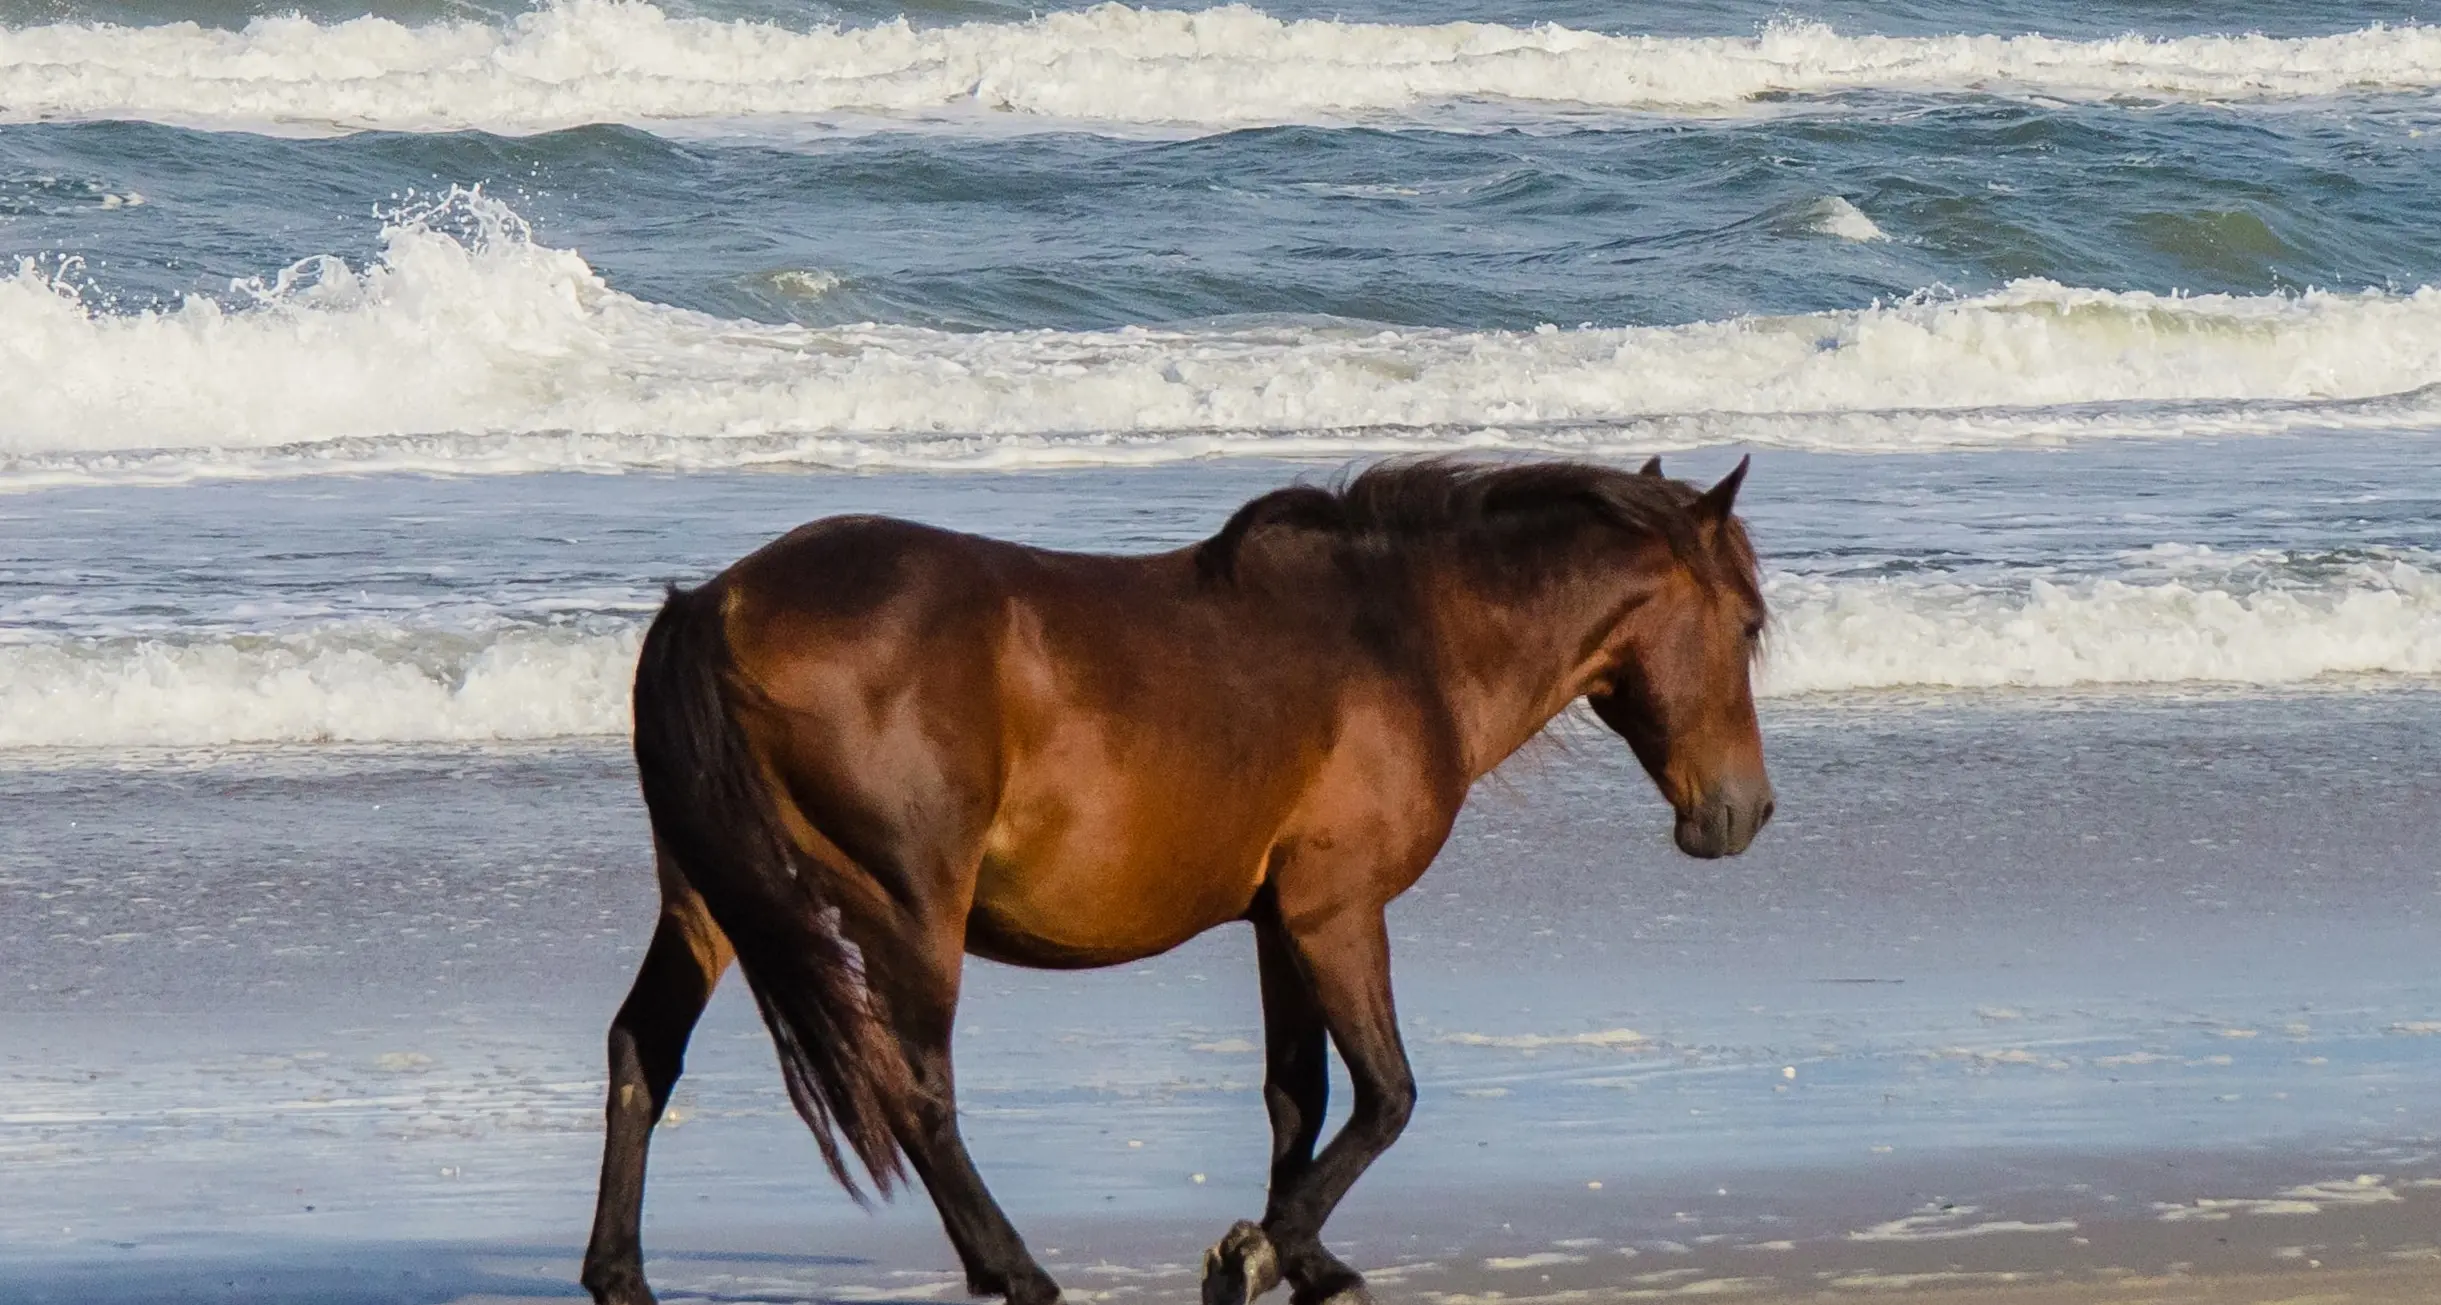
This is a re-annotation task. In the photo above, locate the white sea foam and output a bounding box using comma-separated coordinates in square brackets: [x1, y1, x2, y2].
[1761, 557, 2441, 694]
[5, 4, 2440, 136]
[6, 558, 2437, 749]
[1483, 1253, 1588, 1270]
[1807, 196, 1889, 242]
[8, 190, 2441, 490]
[1849, 1207, 2080, 1242]
[0, 622, 639, 749]
[2154, 1175, 2404, 1222]
[1440, 1028, 1652, 1049]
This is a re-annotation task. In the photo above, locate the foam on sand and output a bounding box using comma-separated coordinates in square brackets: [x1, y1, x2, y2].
[7, 558, 2437, 749]
[5, 4, 2441, 136]
[2154, 1175, 2408, 1222]
[9, 190, 2441, 490]
[1849, 1205, 2080, 1241]
[1438, 1028, 1652, 1049]
[1483, 1253, 1588, 1270]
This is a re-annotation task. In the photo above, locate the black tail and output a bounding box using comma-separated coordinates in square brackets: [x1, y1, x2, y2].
[631, 582, 909, 1199]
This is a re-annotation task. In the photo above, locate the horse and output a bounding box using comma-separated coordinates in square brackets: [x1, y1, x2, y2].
[580, 456, 1776, 1305]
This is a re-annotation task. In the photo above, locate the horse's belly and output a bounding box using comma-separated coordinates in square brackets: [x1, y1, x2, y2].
[963, 832, 1269, 970]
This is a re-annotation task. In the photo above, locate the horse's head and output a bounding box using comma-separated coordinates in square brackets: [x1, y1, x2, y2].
[1585, 457, 1774, 859]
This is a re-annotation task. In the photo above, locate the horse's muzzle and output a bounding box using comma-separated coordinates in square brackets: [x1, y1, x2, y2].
[1674, 780, 1775, 859]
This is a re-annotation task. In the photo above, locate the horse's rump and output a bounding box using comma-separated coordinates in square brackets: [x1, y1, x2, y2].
[630, 581, 915, 1197]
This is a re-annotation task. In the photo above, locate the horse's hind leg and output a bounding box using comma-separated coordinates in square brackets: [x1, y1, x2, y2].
[581, 870, 733, 1305]
[870, 938, 1062, 1305]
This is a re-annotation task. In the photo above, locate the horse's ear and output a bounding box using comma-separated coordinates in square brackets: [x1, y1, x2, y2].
[1639, 456, 1664, 478]
[1695, 455, 1750, 520]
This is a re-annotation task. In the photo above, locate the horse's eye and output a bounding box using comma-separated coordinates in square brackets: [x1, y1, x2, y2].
[1743, 620, 1764, 641]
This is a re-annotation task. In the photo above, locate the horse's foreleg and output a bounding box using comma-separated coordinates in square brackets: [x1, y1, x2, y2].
[1259, 906, 1412, 1305]
[581, 892, 732, 1305]
[1205, 907, 1331, 1305]
[877, 946, 1063, 1305]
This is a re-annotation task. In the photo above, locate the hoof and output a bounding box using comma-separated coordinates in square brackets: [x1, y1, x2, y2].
[975, 1262, 1063, 1305]
[1289, 1267, 1372, 1305]
[1202, 1220, 1283, 1305]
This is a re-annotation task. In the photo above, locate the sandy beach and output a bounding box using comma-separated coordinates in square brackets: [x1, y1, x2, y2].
[8, 689, 2440, 1303]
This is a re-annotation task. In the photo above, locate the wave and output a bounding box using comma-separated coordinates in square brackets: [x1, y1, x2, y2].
[4, 4, 2440, 136]
[1764, 557, 2441, 694]
[7, 190, 2441, 488]
[8, 561, 2436, 748]
[1805, 196, 1889, 243]
[0, 621, 640, 749]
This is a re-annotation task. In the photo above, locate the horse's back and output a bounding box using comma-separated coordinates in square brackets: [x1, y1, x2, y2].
[715, 512, 1322, 724]
[704, 513, 1454, 966]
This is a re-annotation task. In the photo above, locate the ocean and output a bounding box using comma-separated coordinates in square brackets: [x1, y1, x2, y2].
[4, 1, 2441, 1301]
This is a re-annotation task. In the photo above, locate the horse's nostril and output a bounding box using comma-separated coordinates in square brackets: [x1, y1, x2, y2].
[1760, 798, 1776, 826]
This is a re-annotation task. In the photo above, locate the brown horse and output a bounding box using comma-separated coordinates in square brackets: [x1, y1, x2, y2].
[581, 457, 1774, 1305]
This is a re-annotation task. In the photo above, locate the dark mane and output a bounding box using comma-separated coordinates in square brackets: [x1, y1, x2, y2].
[1195, 458, 1763, 608]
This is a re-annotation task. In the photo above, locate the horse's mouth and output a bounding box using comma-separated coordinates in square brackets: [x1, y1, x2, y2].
[1673, 790, 1774, 859]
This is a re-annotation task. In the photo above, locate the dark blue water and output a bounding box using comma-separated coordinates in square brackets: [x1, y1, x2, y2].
[9, 101, 2441, 330]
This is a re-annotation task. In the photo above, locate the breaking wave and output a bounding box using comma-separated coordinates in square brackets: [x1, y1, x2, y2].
[4, 4, 2440, 136]
[1764, 556, 2441, 695]
[0, 622, 640, 749]
[7, 559, 2436, 748]
[8, 190, 2441, 489]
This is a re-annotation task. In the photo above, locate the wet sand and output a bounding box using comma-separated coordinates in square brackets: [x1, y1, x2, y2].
[18, 1165, 2441, 1304]
[6, 690, 2441, 1301]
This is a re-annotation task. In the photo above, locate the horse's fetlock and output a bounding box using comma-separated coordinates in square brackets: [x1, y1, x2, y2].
[579, 1254, 657, 1305]
[1259, 1230, 1356, 1302]
[997, 1265, 1062, 1305]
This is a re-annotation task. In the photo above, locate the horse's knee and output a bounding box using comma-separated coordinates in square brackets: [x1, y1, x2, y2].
[1364, 1074, 1415, 1140]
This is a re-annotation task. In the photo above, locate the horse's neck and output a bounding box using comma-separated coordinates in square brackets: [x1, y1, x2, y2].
[1415, 553, 1644, 781]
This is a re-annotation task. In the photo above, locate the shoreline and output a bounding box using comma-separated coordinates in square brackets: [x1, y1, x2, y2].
[16, 1154, 2441, 1304]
